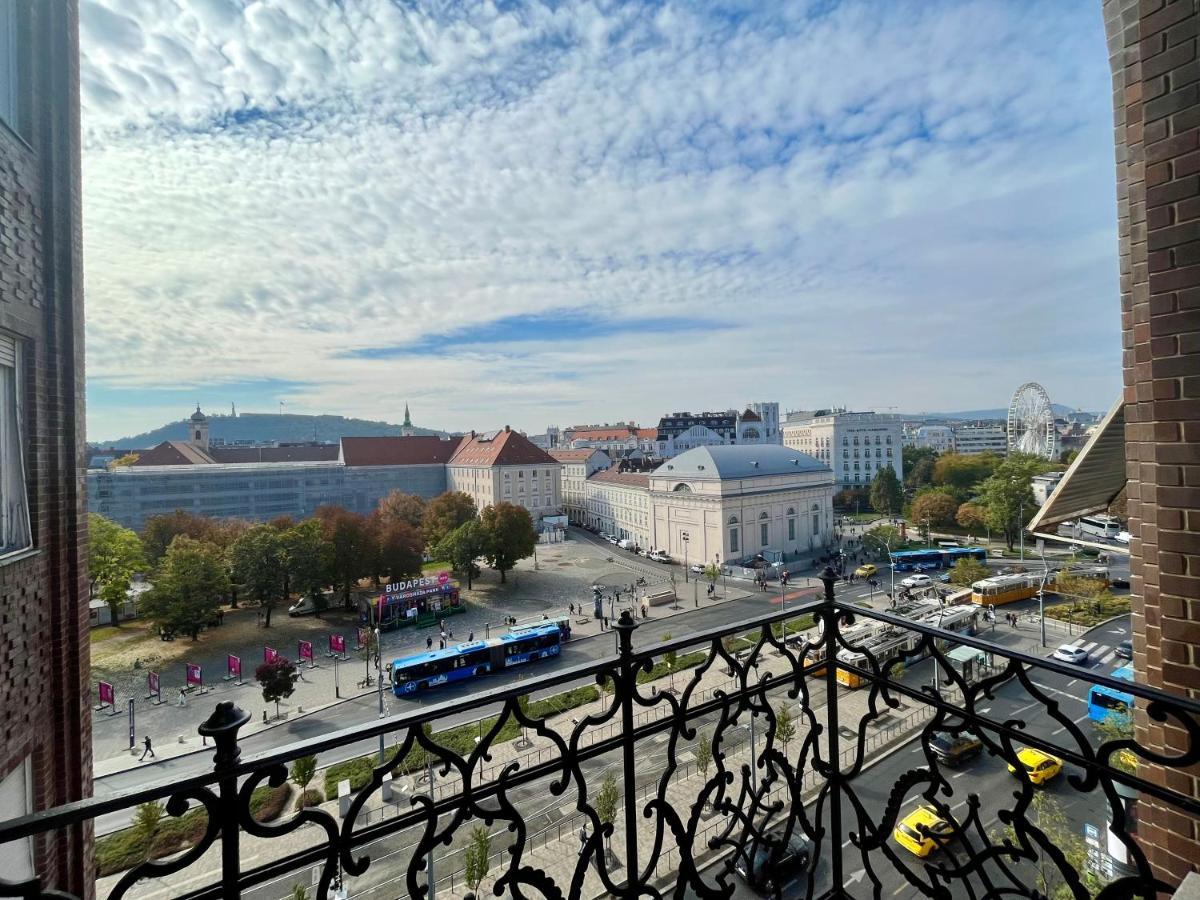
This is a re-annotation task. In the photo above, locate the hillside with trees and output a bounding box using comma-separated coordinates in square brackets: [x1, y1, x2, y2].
[97, 412, 448, 448]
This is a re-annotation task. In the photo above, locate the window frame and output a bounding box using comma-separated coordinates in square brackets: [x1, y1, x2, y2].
[0, 0, 29, 142]
[0, 332, 32, 561]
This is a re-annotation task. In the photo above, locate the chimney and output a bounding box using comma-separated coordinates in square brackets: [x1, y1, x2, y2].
[505, 425, 511, 433]
[470, 430, 476, 438]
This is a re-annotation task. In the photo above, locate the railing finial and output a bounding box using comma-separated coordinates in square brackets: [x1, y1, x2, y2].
[614, 607, 638, 656]
[818, 565, 839, 602]
[198, 701, 251, 770]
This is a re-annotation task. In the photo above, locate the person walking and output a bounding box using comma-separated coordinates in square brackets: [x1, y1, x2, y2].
[177, 688, 187, 707]
[426, 636, 433, 650]
[139, 736, 155, 761]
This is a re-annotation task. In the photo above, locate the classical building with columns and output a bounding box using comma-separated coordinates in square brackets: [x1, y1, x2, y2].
[647, 445, 834, 568]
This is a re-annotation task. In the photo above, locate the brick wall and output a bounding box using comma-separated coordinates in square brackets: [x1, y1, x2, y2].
[0, 1, 90, 894]
[1105, 0, 1200, 888]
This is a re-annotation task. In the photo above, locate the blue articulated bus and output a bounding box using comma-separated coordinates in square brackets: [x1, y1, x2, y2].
[391, 622, 564, 696]
[890, 547, 987, 571]
[1088, 664, 1134, 723]
[942, 546, 987, 566]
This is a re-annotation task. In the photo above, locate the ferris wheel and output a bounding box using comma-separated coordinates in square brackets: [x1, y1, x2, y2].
[1007, 382, 1057, 460]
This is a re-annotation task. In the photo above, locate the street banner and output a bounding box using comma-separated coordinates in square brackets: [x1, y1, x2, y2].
[298, 640, 313, 664]
[356, 628, 368, 651]
[147, 671, 162, 703]
[264, 646, 278, 663]
[226, 654, 242, 682]
[186, 663, 205, 694]
[329, 634, 346, 656]
[128, 699, 136, 750]
[98, 681, 114, 707]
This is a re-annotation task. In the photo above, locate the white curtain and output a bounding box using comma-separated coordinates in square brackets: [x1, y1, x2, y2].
[0, 335, 30, 555]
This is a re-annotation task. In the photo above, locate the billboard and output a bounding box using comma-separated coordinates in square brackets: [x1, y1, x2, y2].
[227, 655, 241, 679]
[98, 681, 115, 706]
[264, 646, 278, 663]
[186, 664, 203, 688]
[298, 640, 313, 663]
[330, 634, 346, 655]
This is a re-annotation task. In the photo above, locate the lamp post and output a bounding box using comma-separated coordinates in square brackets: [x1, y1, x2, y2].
[682, 531, 690, 583]
[375, 626, 385, 763]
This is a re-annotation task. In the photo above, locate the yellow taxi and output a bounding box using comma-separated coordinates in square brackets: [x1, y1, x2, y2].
[854, 563, 877, 579]
[1007, 747, 1062, 785]
[893, 804, 957, 858]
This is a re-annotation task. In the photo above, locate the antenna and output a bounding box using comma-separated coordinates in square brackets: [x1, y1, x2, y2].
[279, 400, 286, 416]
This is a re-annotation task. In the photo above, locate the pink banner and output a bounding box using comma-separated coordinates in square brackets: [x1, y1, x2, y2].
[330, 634, 346, 654]
[98, 681, 114, 706]
[227, 655, 241, 678]
[298, 640, 313, 662]
[356, 628, 368, 649]
[148, 672, 160, 697]
[186, 663, 202, 687]
[264, 646, 278, 663]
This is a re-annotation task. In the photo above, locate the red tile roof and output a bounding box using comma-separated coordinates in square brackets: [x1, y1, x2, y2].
[635, 427, 658, 439]
[450, 427, 559, 467]
[587, 469, 649, 488]
[341, 436, 463, 467]
[548, 448, 602, 462]
[568, 426, 636, 441]
[739, 408, 762, 422]
[131, 441, 217, 466]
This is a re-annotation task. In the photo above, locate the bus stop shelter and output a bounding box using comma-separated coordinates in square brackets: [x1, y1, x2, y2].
[947, 644, 994, 685]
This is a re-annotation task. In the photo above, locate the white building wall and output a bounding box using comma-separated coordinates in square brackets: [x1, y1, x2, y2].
[783, 412, 902, 489]
[449, 463, 563, 519]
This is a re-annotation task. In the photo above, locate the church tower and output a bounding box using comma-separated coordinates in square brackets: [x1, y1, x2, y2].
[189, 405, 210, 452]
[402, 402, 414, 437]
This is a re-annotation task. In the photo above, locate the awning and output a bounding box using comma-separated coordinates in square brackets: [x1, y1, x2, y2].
[1026, 397, 1126, 548]
[947, 645, 988, 664]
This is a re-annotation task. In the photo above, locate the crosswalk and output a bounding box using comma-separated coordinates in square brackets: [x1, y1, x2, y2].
[1060, 637, 1125, 667]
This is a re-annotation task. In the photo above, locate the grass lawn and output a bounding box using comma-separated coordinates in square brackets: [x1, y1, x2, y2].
[422, 560, 450, 573]
[1044, 595, 1131, 628]
[89, 625, 126, 643]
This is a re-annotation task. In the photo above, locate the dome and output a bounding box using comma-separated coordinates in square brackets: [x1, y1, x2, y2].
[652, 444, 827, 480]
[190, 405, 207, 423]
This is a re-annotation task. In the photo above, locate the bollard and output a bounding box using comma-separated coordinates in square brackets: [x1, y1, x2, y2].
[338, 778, 353, 818]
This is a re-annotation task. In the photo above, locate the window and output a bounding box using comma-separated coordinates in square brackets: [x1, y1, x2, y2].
[0, 334, 30, 558]
[759, 512, 769, 547]
[729, 517, 739, 554]
[0, 1, 25, 138]
[787, 508, 796, 541]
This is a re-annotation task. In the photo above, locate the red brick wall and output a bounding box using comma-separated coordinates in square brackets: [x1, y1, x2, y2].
[0, 1, 90, 894]
[1106, 0, 1200, 888]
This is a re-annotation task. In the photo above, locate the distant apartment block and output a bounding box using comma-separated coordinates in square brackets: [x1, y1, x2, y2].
[782, 410, 903, 489]
[447, 426, 562, 521]
[913, 424, 955, 454]
[952, 422, 1007, 455]
[548, 448, 610, 525]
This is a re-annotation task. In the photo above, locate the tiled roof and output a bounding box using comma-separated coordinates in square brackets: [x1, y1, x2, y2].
[132, 441, 217, 466]
[450, 427, 559, 468]
[340, 435, 463, 467]
[211, 445, 340, 464]
[568, 426, 635, 441]
[588, 469, 650, 488]
[635, 427, 658, 439]
[548, 448, 600, 462]
[739, 408, 762, 422]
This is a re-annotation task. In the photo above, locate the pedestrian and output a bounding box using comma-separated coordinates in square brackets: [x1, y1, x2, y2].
[439, 639, 445, 650]
[579, 826, 588, 857]
[468, 630, 474, 642]
[426, 636, 433, 650]
[139, 735, 155, 761]
[177, 688, 187, 707]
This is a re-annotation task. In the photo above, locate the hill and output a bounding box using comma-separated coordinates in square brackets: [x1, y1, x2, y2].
[98, 413, 447, 449]
[913, 404, 1083, 421]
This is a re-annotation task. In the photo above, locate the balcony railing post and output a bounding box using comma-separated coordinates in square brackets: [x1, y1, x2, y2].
[614, 608, 640, 894]
[818, 565, 844, 891]
[198, 701, 252, 900]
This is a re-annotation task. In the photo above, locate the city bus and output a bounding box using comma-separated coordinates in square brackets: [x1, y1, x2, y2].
[1088, 664, 1134, 724]
[391, 622, 563, 695]
[890, 549, 944, 572]
[941, 547, 988, 566]
[1079, 515, 1122, 539]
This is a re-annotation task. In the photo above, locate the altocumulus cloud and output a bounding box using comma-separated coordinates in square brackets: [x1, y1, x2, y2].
[80, 0, 1119, 440]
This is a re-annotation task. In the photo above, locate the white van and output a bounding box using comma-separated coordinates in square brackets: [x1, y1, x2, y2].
[288, 596, 318, 617]
[618, 539, 634, 550]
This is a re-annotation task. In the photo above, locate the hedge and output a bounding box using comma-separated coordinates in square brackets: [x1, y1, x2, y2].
[1044, 595, 1131, 628]
[295, 788, 324, 811]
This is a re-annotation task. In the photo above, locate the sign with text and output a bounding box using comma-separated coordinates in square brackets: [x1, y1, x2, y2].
[264, 646, 278, 663]
[329, 634, 346, 655]
[356, 628, 368, 650]
[185, 664, 203, 688]
[147, 671, 160, 698]
[384, 572, 450, 594]
[227, 655, 241, 679]
[98, 681, 114, 707]
[298, 640, 313, 663]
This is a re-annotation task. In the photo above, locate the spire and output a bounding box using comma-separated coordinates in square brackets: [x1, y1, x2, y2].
[403, 403, 412, 427]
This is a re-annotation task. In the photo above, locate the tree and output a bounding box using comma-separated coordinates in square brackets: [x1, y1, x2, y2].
[373, 517, 424, 585]
[289, 886, 309, 900]
[133, 800, 164, 839]
[140, 536, 229, 640]
[994, 790, 1094, 899]
[956, 502, 988, 534]
[280, 519, 331, 615]
[933, 452, 1001, 496]
[315, 506, 373, 610]
[464, 825, 491, 893]
[290, 755, 317, 792]
[948, 558, 989, 587]
[662, 633, 677, 693]
[256, 656, 299, 719]
[903, 446, 939, 492]
[833, 487, 870, 513]
[423, 491, 478, 550]
[229, 525, 286, 626]
[376, 490, 427, 532]
[979, 456, 1041, 551]
[695, 734, 712, 781]
[595, 771, 620, 861]
[107, 452, 139, 469]
[910, 489, 959, 528]
[435, 519, 488, 589]
[480, 503, 537, 584]
[1059, 448, 1079, 466]
[141, 510, 218, 563]
[869, 467, 903, 517]
[88, 513, 145, 626]
[863, 524, 902, 560]
[775, 706, 796, 752]
[703, 563, 720, 587]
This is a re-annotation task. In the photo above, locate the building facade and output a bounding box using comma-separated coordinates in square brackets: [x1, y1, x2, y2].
[745, 401, 782, 443]
[647, 445, 834, 567]
[447, 427, 562, 521]
[952, 423, 1007, 455]
[584, 469, 652, 548]
[0, 2, 91, 889]
[782, 410, 903, 489]
[913, 424, 955, 454]
[548, 448, 610, 525]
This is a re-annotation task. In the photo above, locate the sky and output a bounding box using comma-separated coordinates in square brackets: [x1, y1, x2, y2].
[79, 0, 1121, 443]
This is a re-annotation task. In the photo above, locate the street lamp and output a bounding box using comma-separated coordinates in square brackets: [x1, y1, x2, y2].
[375, 626, 385, 763]
[682, 531, 690, 583]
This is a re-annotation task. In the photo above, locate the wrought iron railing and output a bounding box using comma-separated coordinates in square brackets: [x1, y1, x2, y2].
[2, 569, 1198, 900]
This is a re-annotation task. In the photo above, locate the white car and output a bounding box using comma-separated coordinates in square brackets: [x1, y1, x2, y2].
[1052, 644, 1089, 665]
[690, 564, 704, 574]
[901, 574, 932, 589]
[649, 552, 671, 563]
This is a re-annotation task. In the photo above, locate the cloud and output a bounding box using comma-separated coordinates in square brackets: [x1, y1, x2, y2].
[79, 0, 1120, 442]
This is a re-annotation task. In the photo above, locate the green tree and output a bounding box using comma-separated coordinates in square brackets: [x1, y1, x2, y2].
[1059, 448, 1079, 466]
[88, 513, 145, 626]
[703, 563, 720, 587]
[956, 502, 988, 534]
[948, 558, 989, 587]
[281, 519, 332, 615]
[315, 506, 373, 611]
[140, 536, 230, 640]
[256, 656, 299, 719]
[464, 824, 492, 893]
[133, 800, 164, 840]
[372, 517, 424, 585]
[833, 487, 871, 513]
[422, 491, 479, 550]
[375, 490, 427, 532]
[289, 886, 309, 900]
[480, 502, 537, 584]
[863, 524, 902, 560]
[595, 771, 620, 861]
[903, 446, 939, 492]
[290, 755, 317, 791]
[435, 519, 488, 589]
[933, 452, 1001, 496]
[979, 456, 1041, 551]
[995, 790, 1094, 899]
[910, 489, 960, 528]
[775, 706, 796, 752]
[869, 467, 904, 517]
[229, 525, 286, 626]
[695, 734, 712, 781]
[140, 510, 218, 564]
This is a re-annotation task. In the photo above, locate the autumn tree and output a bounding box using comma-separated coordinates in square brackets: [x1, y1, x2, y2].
[229, 525, 286, 626]
[956, 502, 988, 533]
[423, 491, 478, 550]
[375, 490, 427, 532]
[88, 513, 145, 625]
[140, 536, 229, 640]
[910, 489, 959, 528]
[314, 506, 373, 610]
[141, 510, 218, 563]
[373, 517, 424, 585]
[435, 519, 488, 589]
[256, 656, 299, 719]
[480, 502, 537, 584]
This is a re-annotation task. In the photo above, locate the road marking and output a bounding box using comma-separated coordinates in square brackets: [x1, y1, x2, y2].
[1067, 680, 1077, 688]
[1011, 702, 1038, 716]
[952, 771, 968, 779]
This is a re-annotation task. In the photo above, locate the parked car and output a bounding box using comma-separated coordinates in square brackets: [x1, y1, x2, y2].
[901, 574, 932, 589]
[1008, 748, 1062, 785]
[1052, 644, 1089, 665]
[893, 805, 957, 858]
[649, 551, 671, 563]
[1115, 639, 1133, 660]
[690, 564, 704, 574]
[734, 826, 813, 893]
[288, 596, 318, 617]
[938, 573, 951, 583]
[929, 731, 983, 768]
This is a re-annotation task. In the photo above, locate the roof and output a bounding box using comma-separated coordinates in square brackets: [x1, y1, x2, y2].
[132, 441, 217, 466]
[449, 427, 558, 468]
[340, 435, 462, 467]
[653, 444, 828, 480]
[588, 469, 650, 489]
[739, 408, 762, 422]
[210, 445, 340, 464]
[566, 426, 635, 441]
[190, 406, 207, 423]
[548, 448, 602, 462]
[1028, 398, 1125, 533]
[635, 427, 658, 439]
